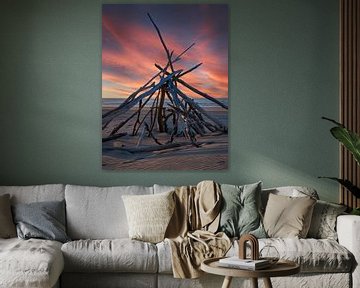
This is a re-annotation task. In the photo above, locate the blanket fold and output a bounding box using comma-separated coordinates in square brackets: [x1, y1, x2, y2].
[165, 180, 231, 279]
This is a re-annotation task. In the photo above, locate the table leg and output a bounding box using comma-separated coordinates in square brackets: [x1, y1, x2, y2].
[263, 277, 273, 288]
[251, 278, 258, 288]
[221, 276, 233, 288]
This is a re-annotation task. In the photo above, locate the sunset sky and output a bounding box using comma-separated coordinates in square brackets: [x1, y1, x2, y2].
[102, 4, 228, 99]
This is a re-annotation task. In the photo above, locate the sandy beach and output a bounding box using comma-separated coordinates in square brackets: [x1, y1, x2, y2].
[102, 106, 228, 170]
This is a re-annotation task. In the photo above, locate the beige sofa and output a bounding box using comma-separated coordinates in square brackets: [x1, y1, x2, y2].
[0, 184, 358, 288]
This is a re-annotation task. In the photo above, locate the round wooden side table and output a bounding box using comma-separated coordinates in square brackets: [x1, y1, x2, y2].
[201, 257, 300, 288]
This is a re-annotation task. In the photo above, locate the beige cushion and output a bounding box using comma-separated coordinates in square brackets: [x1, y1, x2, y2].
[61, 239, 158, 273]
[122, 191, 175, 243]
[261, 186, 319, 213]
[0, 194, 16, 238]
[0, 238, 63, 288]
[263, 193, 316, 238]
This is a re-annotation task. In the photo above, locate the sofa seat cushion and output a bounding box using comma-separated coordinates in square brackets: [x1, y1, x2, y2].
[0, 238, 64, 288]
[157, 238, 353, 274]
[232, 238, 353, 273]
[61, 239, 158, 273]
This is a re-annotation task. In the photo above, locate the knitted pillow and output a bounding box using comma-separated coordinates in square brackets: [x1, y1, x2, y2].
[122, 191, 175, 243]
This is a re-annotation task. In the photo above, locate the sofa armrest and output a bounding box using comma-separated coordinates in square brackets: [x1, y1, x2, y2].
[337, 215, 360, 288]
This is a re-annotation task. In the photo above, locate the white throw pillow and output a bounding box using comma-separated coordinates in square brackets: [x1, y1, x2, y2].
[122, 191, 175, 243]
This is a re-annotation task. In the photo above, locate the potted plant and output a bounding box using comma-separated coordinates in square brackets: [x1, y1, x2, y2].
[320, 117, 360, 215]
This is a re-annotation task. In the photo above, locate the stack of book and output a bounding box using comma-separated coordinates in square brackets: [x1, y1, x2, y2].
[218, 257, 271, 270]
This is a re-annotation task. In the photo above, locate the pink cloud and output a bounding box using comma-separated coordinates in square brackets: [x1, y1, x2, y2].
[102, 13, 228, 100]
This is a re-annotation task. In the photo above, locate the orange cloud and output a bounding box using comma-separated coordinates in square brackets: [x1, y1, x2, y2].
[102, 12, 228, 100]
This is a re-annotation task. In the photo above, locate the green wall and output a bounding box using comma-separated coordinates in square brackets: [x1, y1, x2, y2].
[0, 0, 340, 202]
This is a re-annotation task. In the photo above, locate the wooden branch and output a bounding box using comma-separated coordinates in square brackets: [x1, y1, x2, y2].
[157, 87, 166, 132]
[110, 90, 155, 136]
[102, 81, 154, 120]
[164, 90, 175, 106]
[147, 13, 175, 73]
[177, 78, 228, 110]
[112, 140, 214, 153]
[134, 102, 155, 136]
[102, 133, 127, 143]
[109, 110, 138, 136]
[148, 90, 161, 134]
[173, 43, 196, 62]
[102, 71, 180, 124]
[170, 81, 227, 135]
[166, 80, 187, 110]
[155, 64, 228, 110]
[179, 63, 202, 78]
[145, 122, 163, 145]
[136, 126, 146, 147]
[132, 99, 143, 136]
[175, 87, 226, 130]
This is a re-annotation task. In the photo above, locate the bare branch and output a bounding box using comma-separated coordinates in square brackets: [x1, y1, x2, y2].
[102, 133, 127, 143]
[179, 63, 202, 78]
[175, 87, 226, 131]
[155, 64, 228, 110]
[173, 42, 196, 62]
[102, 71, 181, 125]
[147, 13, 175, 73]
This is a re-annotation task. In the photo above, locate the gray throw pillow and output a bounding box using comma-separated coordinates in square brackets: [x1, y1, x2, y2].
[0, 194, 16, 238]
[307, 200, 347, 240]
[218, 182, 266, 238]
[12, 200, 70, 243]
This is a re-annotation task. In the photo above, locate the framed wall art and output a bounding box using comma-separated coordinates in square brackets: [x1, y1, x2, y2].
[102, 4, 228, 170]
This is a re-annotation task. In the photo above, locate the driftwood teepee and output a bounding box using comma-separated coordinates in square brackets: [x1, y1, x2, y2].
[102, 13, 228, 148]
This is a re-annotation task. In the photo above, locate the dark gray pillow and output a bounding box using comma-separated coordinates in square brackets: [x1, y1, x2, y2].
[12, 200, 70, 243]
[218, 182, 266, 238]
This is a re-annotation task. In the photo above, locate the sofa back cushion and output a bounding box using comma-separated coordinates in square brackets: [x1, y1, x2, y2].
[0, 194, 17, 238]
[153, 184, 176, 194]
[65, 185, 153, 239]
[0, 184, 65, 204]
[261, 186, 319, 213]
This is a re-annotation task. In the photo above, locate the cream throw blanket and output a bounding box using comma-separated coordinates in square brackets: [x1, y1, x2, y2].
[165, 180, 231, 278]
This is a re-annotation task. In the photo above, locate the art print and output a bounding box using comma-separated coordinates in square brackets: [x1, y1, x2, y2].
[102, 4, 228, 170]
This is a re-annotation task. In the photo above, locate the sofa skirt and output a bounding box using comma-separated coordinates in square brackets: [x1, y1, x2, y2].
[157, 272, 351, 288]
[60, 272, 351, 288]
[60, 273, 157, 288]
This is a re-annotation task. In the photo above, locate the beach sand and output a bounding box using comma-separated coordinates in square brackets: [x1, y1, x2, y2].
[102, 107, 228, 170]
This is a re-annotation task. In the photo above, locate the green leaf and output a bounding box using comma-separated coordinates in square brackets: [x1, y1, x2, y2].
[322, 117, 360, 165]
[318, 177, 360, 198]
[330, 126, 360, 165]
[351, 208, 360, 215]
